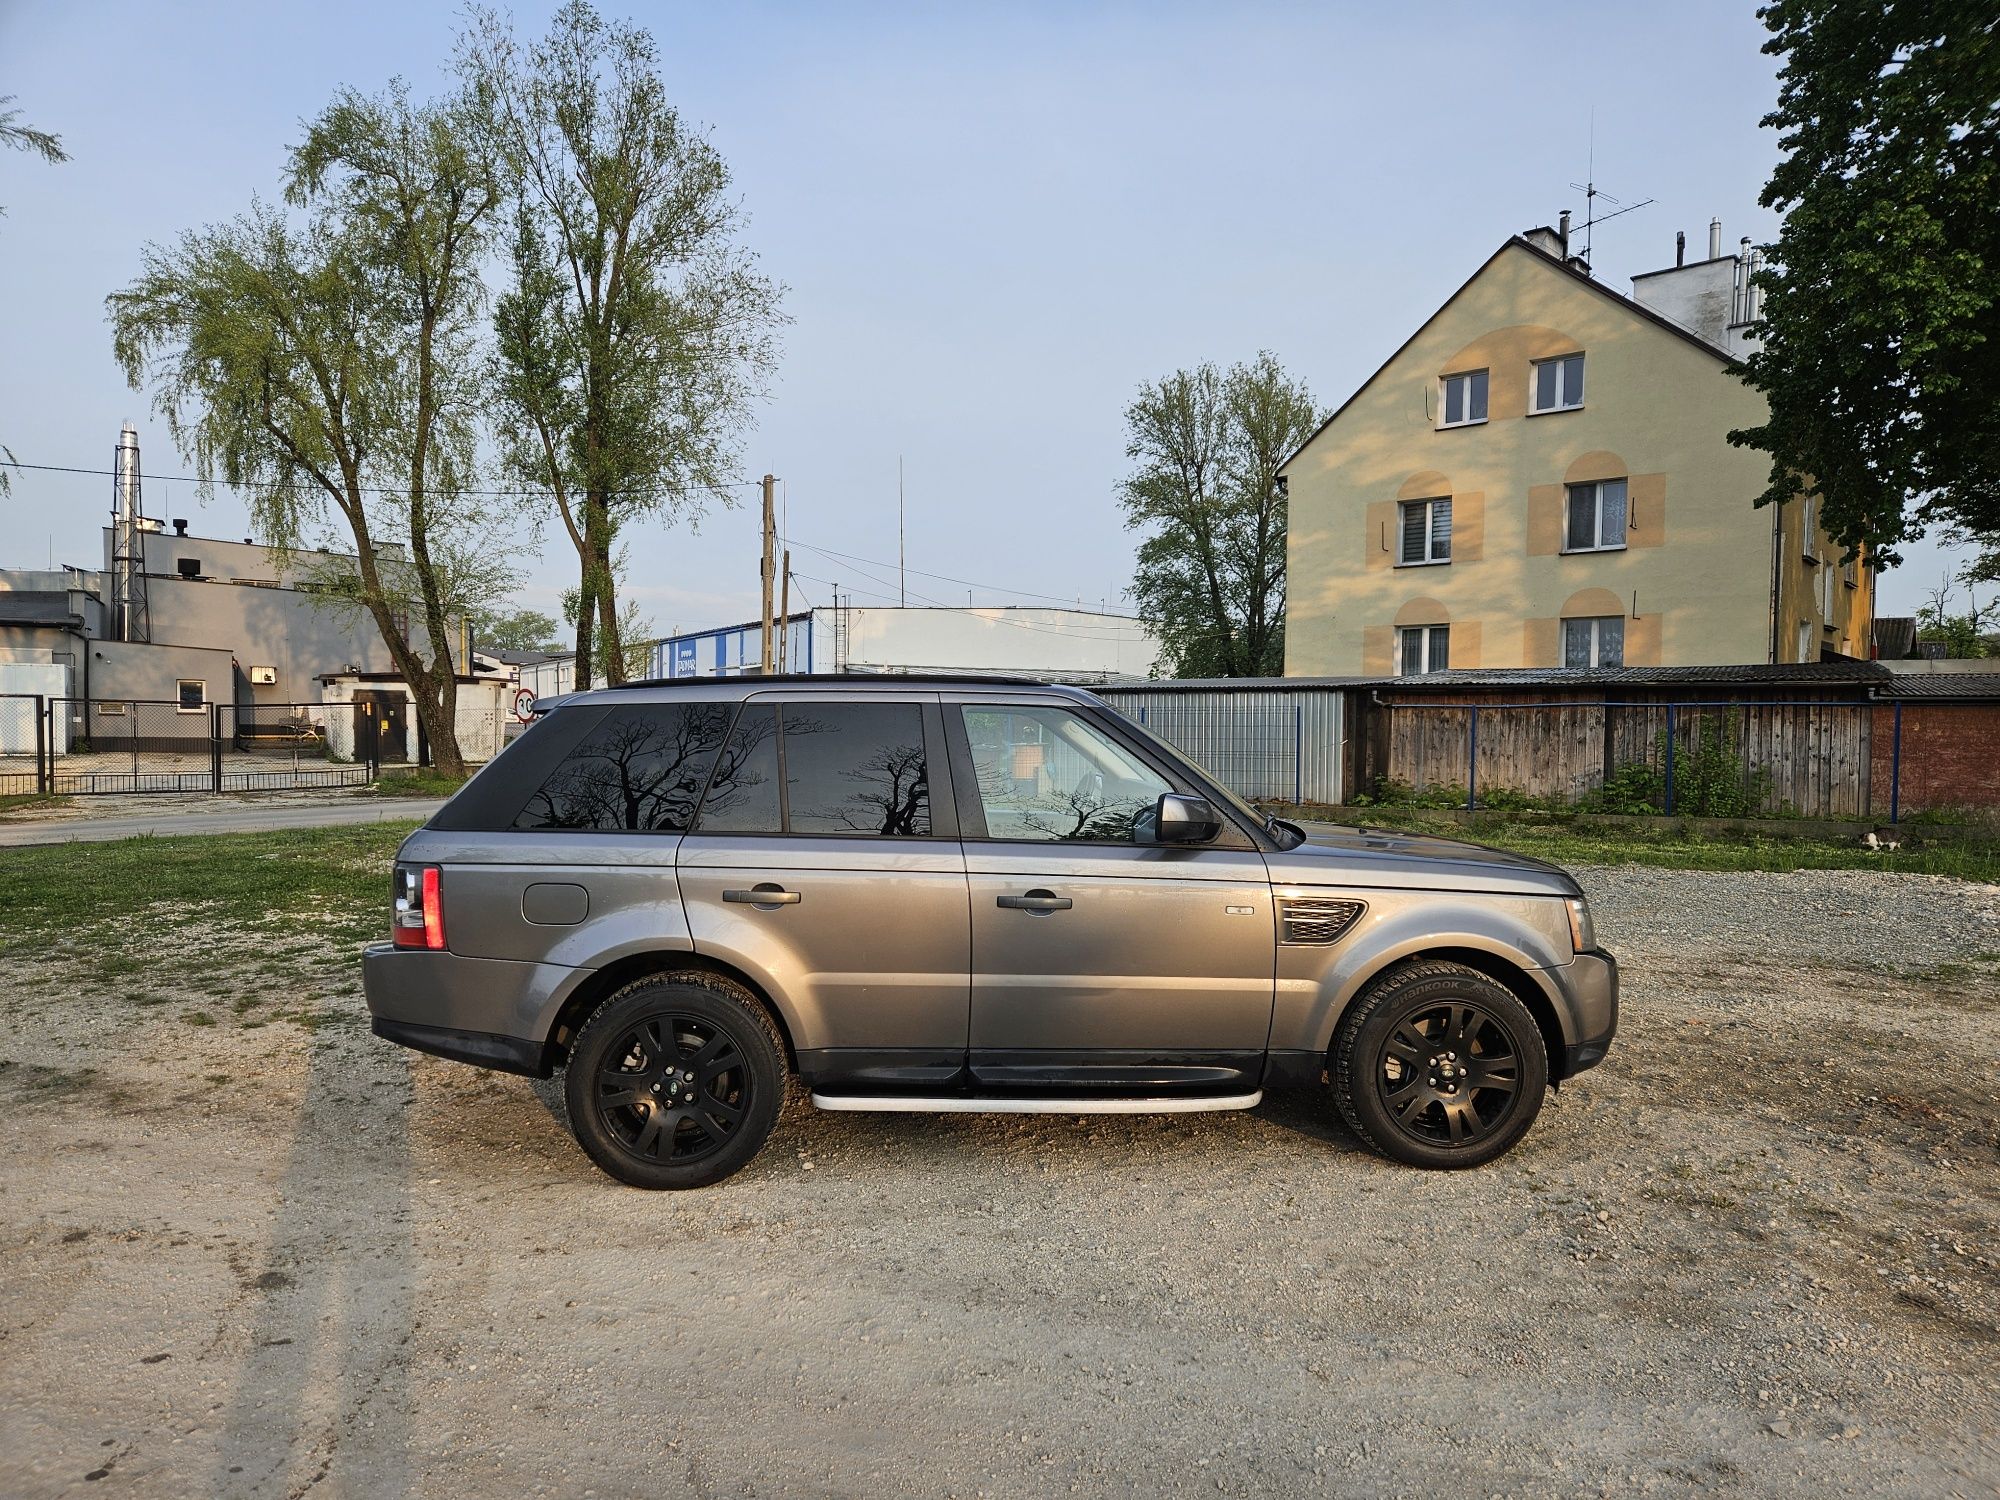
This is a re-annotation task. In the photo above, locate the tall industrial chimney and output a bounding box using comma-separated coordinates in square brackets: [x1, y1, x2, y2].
[110, 423, 151, 644]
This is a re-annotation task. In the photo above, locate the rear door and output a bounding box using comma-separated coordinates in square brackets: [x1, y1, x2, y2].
[948, 699, 1276, 1094]
[677, 693, 971, 1093]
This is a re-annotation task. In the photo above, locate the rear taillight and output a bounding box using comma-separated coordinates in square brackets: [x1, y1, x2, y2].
[393, 865, 446, 950]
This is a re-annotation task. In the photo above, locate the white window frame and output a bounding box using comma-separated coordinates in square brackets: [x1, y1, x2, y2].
[1796, 619, 1814, 663]
[1799, 496, 1818, 559]
[1397, 624, 1450, 675]
[1562, 615, 1625, 668]
[1438, 369, 1488, 429]
[1843, 555, 1859, 589]
[1529, 353, 1585, 415]
[1397, 497, 1452, 566]
[1821, 560, 1837, 619]
[176, 679, 207, 714]
[1562, 479, 1628, 553]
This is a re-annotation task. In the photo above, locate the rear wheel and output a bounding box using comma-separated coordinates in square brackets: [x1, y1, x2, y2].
[1332, 961, 1548, 1169]
[564, 975, 785, 1189]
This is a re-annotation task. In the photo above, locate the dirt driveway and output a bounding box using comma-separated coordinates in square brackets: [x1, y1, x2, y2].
[2, 866, 1997, 1498]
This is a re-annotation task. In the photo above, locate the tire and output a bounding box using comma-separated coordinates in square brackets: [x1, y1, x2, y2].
[563, 973, 786, 1189]
[1331, 961, 1549, 1169]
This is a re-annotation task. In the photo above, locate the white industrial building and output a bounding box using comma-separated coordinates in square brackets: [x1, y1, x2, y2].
[518, 605, 1160, 697]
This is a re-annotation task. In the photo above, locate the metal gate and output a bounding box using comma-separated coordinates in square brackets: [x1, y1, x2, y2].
[0, 695, 375, 796]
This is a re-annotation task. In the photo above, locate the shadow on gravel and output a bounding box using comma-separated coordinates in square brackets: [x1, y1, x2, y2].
[211, 1031, 417, 1497]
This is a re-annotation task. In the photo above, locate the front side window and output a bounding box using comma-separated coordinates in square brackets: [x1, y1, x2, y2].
[1562, 616, 1625, 668]
[1800, 496, 1818, 558]
[1797, 620, 1815, 662]
[1531, 353, 1585, 414]
[961, 706, 1171, 843]
[781, 702, 931, 836]
[1439, 370, 1488, 427]
[1565, 479, 1628, 552]
[1399, 497, 1452, 564]
[515, 702, 733, 832]
[1398, 624, 1450, 675]
[176, 679, 205, 713]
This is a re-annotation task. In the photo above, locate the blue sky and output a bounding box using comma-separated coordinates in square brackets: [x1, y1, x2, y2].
[0, 0, 1971, 629]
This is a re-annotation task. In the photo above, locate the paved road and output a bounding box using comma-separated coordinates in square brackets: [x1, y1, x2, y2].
[0, 797, 444, 847]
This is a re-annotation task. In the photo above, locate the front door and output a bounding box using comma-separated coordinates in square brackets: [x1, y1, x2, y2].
[677, 694, 972, 1094]
[950, 701, 1276, 1094]
[359, 691, 408, 764]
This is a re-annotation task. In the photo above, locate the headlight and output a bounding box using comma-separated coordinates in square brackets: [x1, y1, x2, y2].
[1565, 897, 1595, 954]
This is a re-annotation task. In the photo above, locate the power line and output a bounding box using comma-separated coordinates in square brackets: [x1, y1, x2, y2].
[0, 457, 763, 503]
[782, 534, 1109, 611]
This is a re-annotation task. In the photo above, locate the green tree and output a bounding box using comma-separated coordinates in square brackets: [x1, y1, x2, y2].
[470, 606, 563, 653]
[108, 83, 503, 775]
[1916, 574, 1998, 658]
[463, 1, 785, 689]
[1728, 0, 2000, 567]
[2, 94, 69, 497]
[1119, 353, 1322, 677]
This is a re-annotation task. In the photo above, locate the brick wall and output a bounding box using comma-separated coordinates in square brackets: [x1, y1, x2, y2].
[1869, 702, 2000, 814]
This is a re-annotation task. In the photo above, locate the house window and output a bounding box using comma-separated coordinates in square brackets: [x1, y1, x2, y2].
[1799, 496, 1818, 558]
[1564, 479, 1628, 552]
[1398, 624, 1450, 675]
[1797, 620, 1814, 662]
[1530, 353, 1585, 414]
[1843, 556, 1858, 589]
[176, 679, 206, 713]
[1399, 497, 1452, 565]
[1562, 616, 1625, 668]
[1821, 561, 1838, 619]
[1439, 370, 1488, 428]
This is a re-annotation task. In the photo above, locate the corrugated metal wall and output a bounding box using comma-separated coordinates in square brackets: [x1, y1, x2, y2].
[1090, 686, 1345, 805]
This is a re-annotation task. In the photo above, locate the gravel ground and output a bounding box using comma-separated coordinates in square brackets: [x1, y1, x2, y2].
[1, 867, 1997, 1498]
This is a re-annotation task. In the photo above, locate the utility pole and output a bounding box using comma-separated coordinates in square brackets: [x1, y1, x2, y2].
[898, 456, 906, 607]
[759, 473, 776, 673]
[778, 549, 791, 672]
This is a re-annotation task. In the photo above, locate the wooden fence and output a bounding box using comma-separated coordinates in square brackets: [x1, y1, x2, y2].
[1360, 692, 1880, 819]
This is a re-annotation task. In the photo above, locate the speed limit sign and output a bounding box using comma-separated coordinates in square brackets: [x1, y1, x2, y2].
[512, 687, 537, 723]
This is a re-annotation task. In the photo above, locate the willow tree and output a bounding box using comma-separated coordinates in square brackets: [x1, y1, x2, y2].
[1120, 354, 1322, 677]
[465, 1, 785, 688]
[107, 84, 502, 773]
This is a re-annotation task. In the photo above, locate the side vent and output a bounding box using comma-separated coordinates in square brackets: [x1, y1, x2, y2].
[1279, 897, 1365, 946]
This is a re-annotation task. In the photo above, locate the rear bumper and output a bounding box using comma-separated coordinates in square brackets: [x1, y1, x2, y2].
[362, 942, 571, 1075]
[371, 1017, 549, 1077]
[1558, 948, 1618, 1078]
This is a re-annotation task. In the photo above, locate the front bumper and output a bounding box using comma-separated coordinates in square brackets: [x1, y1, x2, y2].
[362, 942, 573, 1076]
[1558, 948, 1618, 1077]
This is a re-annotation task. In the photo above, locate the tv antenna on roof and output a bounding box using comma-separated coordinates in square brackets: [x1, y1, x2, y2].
[1567, 110, 1652, 272]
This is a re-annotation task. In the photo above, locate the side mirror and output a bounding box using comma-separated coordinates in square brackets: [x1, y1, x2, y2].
[1151, 792, 1222, 845]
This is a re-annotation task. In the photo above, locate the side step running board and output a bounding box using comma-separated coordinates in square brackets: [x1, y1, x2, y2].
[810, 1091, 1262, 1115]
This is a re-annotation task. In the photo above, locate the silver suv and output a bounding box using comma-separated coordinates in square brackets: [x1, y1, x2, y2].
[364, 677, 1616, 1188]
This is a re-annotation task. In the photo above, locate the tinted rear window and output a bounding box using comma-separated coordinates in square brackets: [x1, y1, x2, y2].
[513, 703, 733, 832]
[694, 704, 781, 833]
[783, 702, 931, 836]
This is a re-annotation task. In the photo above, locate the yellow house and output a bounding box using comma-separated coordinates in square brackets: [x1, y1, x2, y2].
[1281, 228, 1872, 675]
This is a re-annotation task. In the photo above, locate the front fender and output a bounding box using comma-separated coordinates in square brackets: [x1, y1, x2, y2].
[1268, 885, 1575, 1057]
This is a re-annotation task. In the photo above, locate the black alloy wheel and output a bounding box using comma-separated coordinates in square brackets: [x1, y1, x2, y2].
[1332, 961, 1550, 1169]
[565, 976, 785, 1189]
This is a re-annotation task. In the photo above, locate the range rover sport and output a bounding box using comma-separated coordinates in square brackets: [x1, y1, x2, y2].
[363, 676, 1617, 1188]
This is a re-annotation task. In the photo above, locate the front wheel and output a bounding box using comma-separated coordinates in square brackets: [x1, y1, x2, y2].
[1331, 961, 1549, 1169]
[564, 975, 785, 1189]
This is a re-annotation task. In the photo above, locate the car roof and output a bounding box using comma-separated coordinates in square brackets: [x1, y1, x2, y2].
[541, 674, 1103, 711]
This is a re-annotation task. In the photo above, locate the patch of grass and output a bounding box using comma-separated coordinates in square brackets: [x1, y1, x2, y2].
[183, 1011, 217, 1027]
[353, 770, 469, 799]
[0, 822, 416, 951]
[1289, 808, 2000, 881]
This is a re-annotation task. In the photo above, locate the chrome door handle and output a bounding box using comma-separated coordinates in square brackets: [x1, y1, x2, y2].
[997, 889, 1071, 912]
[723, 884, 802, 906]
